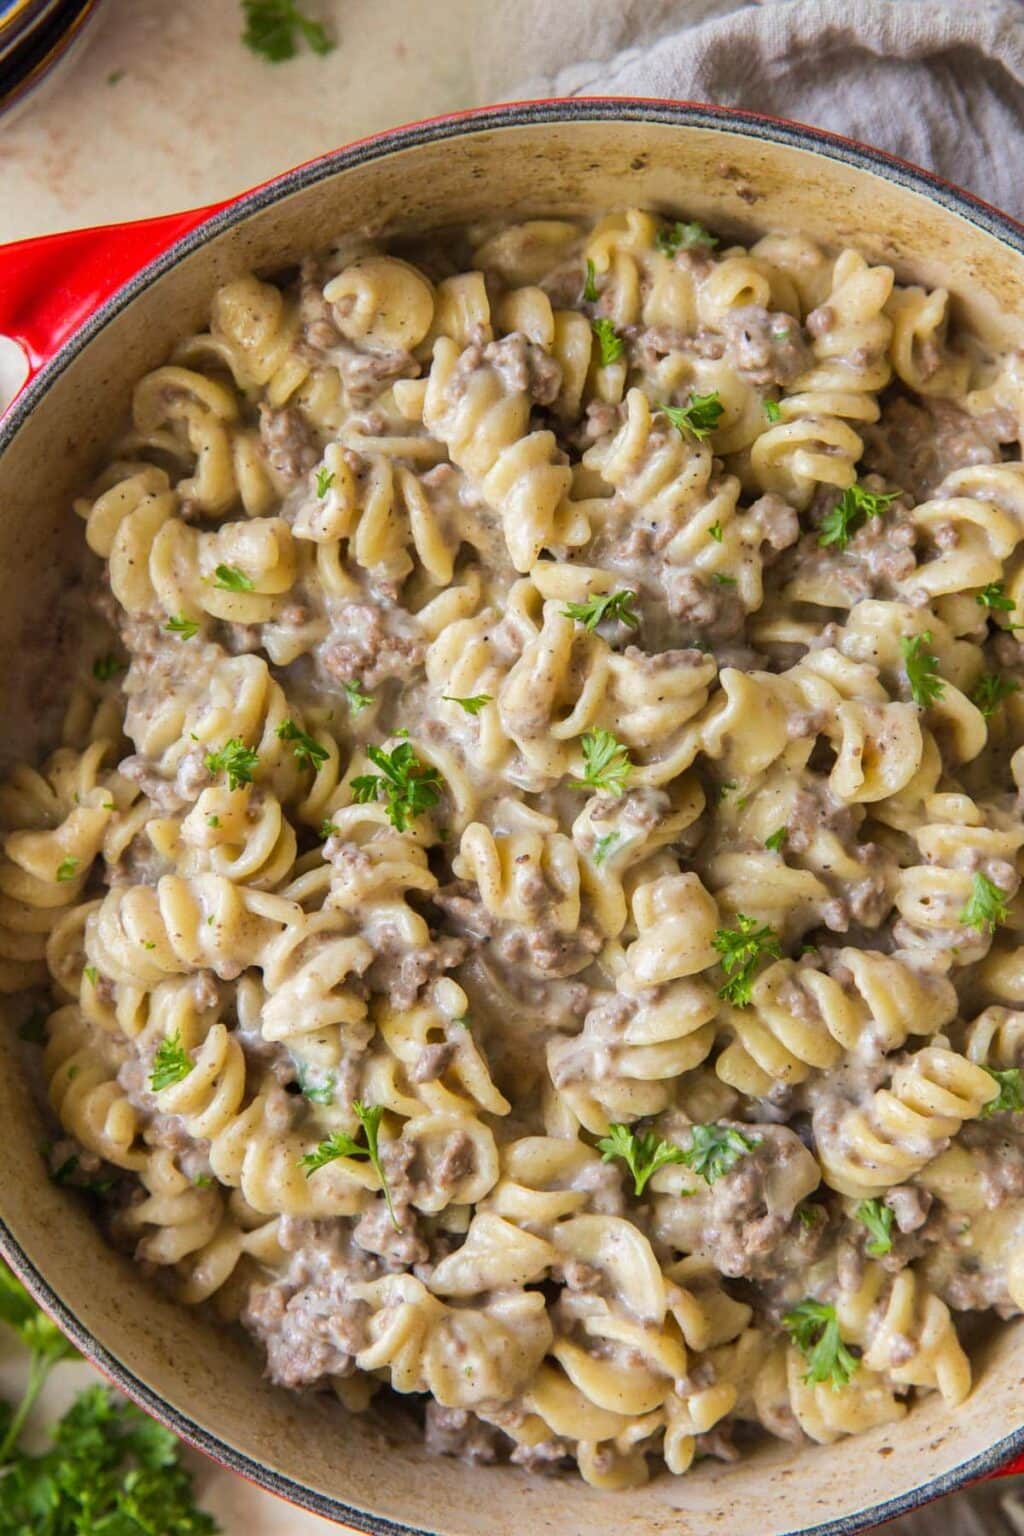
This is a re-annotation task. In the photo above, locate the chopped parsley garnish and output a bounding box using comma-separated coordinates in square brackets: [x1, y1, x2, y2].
[981, 1066, 1024, 1117]
[818, 483, 899, 550]
[582, 259, 599, 303]
[300, 1101, 399, 1228]
[959, 871, 1011, 934]
[596, 1122, 686, 1196]
[655, 219, 718, 256]
[351, 742, 444, 831]
[659, 392, 724, 442]
[900, 631, 945, 708]
[783, 1299, 859, 1389]
[976, 581, 1022, 624]
[241, 0, 333, 61]
[276, 718, 329, 770]
[55, 857, 78, 883]
[855, 1198, 894, 1256]
[343, 678, 373, 713]
[18, 1010, 46, 1043]
[569, 729, 632, 797]
[92, 653, 123, 682]
[297, 1064, 335, 1106]
[443, 693, 493, 715]
[193, 1173, 213, 1187]
[206, 814, 220, 828]
[764, 827, 787, 852]
[591, 317, 625, 366]
[320, 818, 339, 839]
[971, 672, 1019, 718]
[708, 521, 724, 543]
[315, 466, 335, 497]
[212, 563, 254, 592]
[149, 1030, 193, 1092]
[83, 966, 98, 987]
[561, 589, 639, 631]
[712, 572, 736, 586]
[165, 613, 200, 639]
[205, 737, 259, 791]
[593, 832, 621, 867]
[680, 1123, 761, 1184]
[796, 1204, 818, 1230]
[713, 913, 782, 1007]
[763, 398, 782, 423]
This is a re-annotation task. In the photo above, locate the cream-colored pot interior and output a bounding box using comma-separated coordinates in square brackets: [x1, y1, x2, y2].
[2, 106, 1024, 1535]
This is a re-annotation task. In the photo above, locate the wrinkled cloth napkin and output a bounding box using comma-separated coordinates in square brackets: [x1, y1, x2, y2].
[471, 0, 1024, 220]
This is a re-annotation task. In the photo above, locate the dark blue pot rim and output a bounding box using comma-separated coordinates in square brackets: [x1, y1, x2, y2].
[2, 97, 1023, 1534]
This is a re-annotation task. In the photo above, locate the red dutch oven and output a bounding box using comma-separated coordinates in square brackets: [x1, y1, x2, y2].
[1, 100, 1023, 1535]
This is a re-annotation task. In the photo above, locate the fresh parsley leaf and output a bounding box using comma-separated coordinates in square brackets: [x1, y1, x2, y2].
[712, 572, 736, 586]
[350, 742, 444, 832]
[596, 1122, 687, 1196]
[855, 1198, 894, 1256]
[83, 966, 98, 987]
[900, 631, 945, 708]
[300, 1100, 399, 1228]
[212, 563, 254, 592]
[55, 857, 78, 883]
[92, 653, 123, 682]
[591, 317, 625, 366]
[680, 1123, 760, 1184]
[582, 259, 599, 303]
[205, 737, 259, 790]
[971, 672, 1019, 718]
[276, 718, 329, 770]
[593, 832, 621, 867]
[149, 1030, 194, 1092]
[241, 0, 333, 62]
[976, 580, 1021, 623]
[193, 1173, 214, 1187]
[708, 521, 724, 543]
[569, 729, 632, 797]
[320, 818, 339, 838]
[818, 483, 899, 550]
[959, 871, 1011, 934]
[315, 465, 335, 497]
[296, 1064, 335, 1106]
[655, 219, 718, 256]
[981, 1066, 1024, 1117]
[713, 913, 782, 1007]
[561, 589, 640, 631]
[343, 678, 373, 713]
[764, 827, 787, 852]
[166, 613, 200, 639]
[783, 1299, 859, 1388]
[659, 392, 724, 442]
[763, 398, 782, 423]
[443, 693, 493, 715]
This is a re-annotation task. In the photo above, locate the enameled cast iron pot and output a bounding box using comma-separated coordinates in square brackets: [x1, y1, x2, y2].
[2, 99, 1024, 1536]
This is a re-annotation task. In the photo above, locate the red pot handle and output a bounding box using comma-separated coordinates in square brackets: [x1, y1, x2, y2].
[994, 1451, 1024, 1478]
[0, 198, 236, 415]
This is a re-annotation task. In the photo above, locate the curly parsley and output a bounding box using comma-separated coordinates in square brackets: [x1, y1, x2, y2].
[300, 1101, 399, 1228]
[680, 1124, 761, 1185]
[596, 1123, 686, 1196]
[351, 742, 444, 832]
[713, 914, 782, 1007]
[783, 1298, 859, 1389]
[958, 870, 1010, 934]
[569, 729, 632, 797]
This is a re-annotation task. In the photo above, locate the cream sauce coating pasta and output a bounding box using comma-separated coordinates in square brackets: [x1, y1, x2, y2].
[7, 209, 1024, 1486]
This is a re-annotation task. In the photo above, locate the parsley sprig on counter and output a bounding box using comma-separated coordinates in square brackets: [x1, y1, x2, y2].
[569, 730, 632, 797]
[300, 1101, 399, 1228]
[0, 1261, 219, 1532]
[818, 483, 899, 550]
[241, 0, 333, 61]
[562, 589, 639, 632]
[659, 392, 724, 442]
[958, 871, 1010, 934]
[597, 1123, 686, 1196]
[900, 631, 945, 708]
[783, 1299, 859, 1389]
[713, 914, 782, 1007]
[352, 742, 444, 831]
